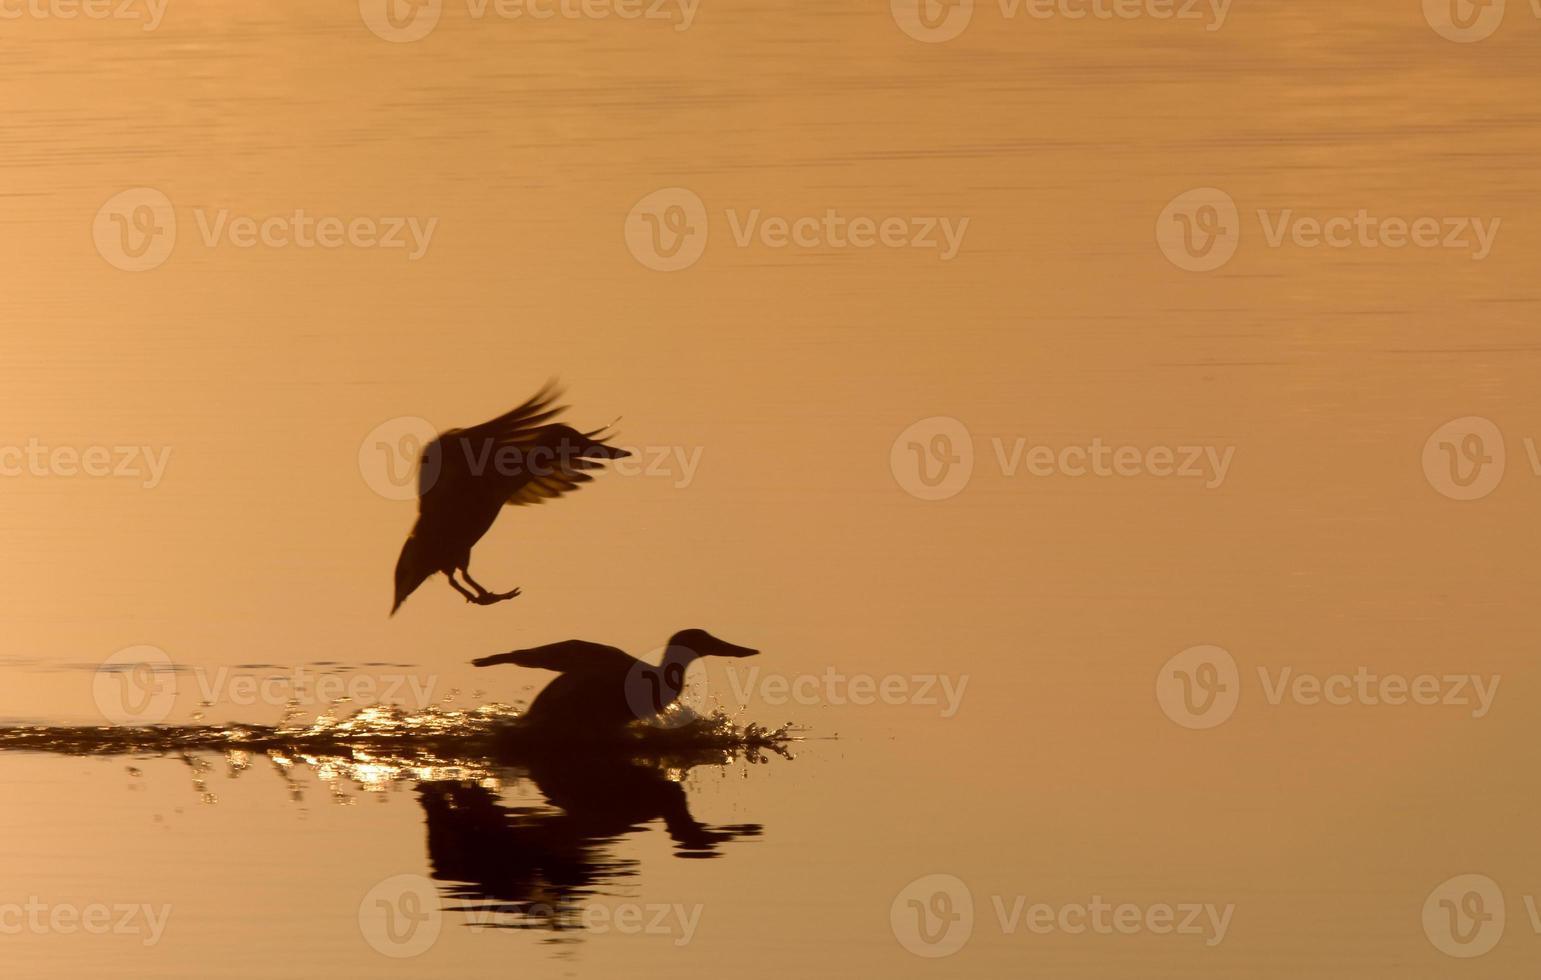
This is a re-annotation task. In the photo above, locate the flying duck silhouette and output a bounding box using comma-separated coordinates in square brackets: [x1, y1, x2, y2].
[472, 629, 759, 734]
[391, 382, 629, 615]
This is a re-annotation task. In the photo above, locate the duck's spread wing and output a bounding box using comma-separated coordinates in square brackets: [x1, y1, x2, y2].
[416, 381, 569, 504]
[457, 380, 568, 445]
[480, 640, 634, 675]
[498, 424, 618, 507]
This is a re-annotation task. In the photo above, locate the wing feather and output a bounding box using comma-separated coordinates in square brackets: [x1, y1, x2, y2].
[414, 381, 629, 510]
[474, 640, 634, 675]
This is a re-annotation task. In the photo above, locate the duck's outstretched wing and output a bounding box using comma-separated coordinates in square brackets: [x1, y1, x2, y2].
[418, 382, 629, 507]
[418, 381, 567, 502]
[456, 380, 569, 446]
[498, 424, 630, 507]
[472, 640, 634, 674]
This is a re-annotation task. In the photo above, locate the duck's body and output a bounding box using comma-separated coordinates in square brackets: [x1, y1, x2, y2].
[391, 382, 629, 614]
[473, 629, 759, 735]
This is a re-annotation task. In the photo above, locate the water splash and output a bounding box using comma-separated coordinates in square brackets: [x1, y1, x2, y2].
[0, 702, 800, 802]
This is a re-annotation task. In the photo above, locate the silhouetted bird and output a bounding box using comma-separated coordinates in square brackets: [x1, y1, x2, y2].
[472, 629, 759, 734]
[391, 382, 629, 614]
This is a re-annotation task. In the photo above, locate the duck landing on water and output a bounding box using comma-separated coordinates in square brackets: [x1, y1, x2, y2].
[390, 381, 629, 615]
[472, 628, 759, 736]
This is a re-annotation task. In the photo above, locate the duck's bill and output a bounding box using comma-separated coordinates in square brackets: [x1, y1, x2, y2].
[714, 641, 760, 658]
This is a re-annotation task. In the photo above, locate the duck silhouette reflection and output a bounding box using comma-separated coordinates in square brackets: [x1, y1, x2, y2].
[0, 696, 787, 935]
[418, 748, 764, 928]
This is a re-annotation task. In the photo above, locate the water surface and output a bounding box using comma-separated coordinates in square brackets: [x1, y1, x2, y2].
[2, 1, 1540, 976]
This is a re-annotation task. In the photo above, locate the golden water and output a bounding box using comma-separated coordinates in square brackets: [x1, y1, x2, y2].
[2, 0, 1539, 975]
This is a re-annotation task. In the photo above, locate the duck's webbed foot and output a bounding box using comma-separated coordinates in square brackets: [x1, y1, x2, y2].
[470, 587, 521, 605]
[457, 569, 521, 605]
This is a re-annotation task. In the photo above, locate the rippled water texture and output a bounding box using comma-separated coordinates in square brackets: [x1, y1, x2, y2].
[4, 0, 1541, 977]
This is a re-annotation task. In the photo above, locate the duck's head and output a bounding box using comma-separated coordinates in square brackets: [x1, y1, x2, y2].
[666, 628, 760, 660]
[391, 534, 435, 616]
